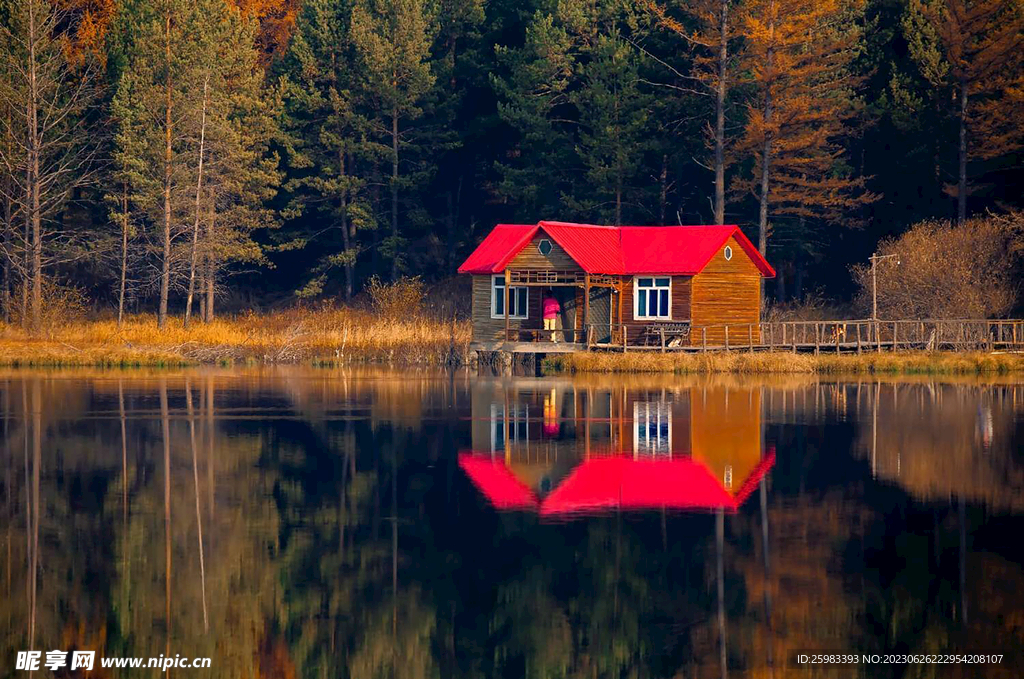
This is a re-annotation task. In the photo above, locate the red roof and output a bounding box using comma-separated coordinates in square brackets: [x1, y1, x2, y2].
[457, 221, 775, 277]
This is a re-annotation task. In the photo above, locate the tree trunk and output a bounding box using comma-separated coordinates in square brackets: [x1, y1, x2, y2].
[757, 33, 775, 308]
[27, 0, 41, 333]
[204, 195, 215, 322]
[957, 78, 968, 225]
[390, 107, 399, 281]
[118, 184, 129, 327]
[184, 77, 209, 329]
[659, 154, 668, 224]
[340, 150, 353, 301]
[713, 0, 729, 225]
[158, 12, 173, 330]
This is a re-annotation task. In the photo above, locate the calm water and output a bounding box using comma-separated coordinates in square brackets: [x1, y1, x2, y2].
[1, 368, 1023, 678]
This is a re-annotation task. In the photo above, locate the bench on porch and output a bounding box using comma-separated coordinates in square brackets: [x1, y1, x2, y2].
[637, 322, 691, 348]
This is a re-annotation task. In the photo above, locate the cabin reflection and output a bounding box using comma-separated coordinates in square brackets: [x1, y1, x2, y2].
[463, 379, 774, 515]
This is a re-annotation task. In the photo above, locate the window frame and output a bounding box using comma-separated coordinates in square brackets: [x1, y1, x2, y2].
[632, 276, 672, 320]
[538, 238, 553, 256]
[491, 274, 529, 320]
[723, 245, 733, 261]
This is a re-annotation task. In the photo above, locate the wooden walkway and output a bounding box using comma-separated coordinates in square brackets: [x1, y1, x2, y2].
[480, 319, 1024, 355]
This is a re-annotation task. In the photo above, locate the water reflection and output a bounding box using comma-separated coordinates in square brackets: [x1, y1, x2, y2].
[0, 370, 1021, 678]
[460, 381, 774, 516]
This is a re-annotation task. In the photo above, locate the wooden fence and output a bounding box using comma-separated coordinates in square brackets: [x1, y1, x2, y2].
[592, 319, 1024, 353]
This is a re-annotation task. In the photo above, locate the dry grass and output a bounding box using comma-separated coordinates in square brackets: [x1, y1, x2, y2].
[546, 350, 1024, 375]
[0, 307, 471, 367]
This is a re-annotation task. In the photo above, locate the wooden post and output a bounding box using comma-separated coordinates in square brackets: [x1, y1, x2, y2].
[892, 321, 897, 351]
[876, 321, 881, 353]
[724, 325, 730, 351]
[702, 326, 707, 353]
[835, 323, 840, 355]
[583, 274, 590, 345]
[769, 323, 774, 351]
[748, 323, 753, 352]
[503, 267, 510, 341]
[814, 323, 820, 356]
[856, 322, 862, 354]
[660, 327, 665, 353]
[622, 325, 628, 353]
[791, 322, 797, 354]
[781, 322, 786, 348]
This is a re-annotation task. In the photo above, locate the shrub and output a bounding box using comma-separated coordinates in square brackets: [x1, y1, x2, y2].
[851, 212, 1024, 319]
[7, 278, 88, 331]
[365, 275, 426, 319]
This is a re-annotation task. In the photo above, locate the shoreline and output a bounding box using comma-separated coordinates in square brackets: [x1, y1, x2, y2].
[0, 312, 470, 368]
[542, 350, 1024, 376]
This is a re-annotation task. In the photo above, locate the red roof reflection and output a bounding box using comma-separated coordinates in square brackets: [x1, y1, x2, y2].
[458, 448, 776, 518]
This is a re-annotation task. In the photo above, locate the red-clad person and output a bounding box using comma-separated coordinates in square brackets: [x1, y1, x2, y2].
[542, 290, 561, 342]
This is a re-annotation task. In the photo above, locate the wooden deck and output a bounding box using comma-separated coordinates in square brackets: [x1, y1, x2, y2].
[473, 319, 1024, 355]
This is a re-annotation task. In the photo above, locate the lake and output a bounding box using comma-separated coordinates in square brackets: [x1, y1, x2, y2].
[1, 368, 1023, 678]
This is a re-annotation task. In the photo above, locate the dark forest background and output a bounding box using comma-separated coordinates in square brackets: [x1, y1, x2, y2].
[1, 0, 1023, 327]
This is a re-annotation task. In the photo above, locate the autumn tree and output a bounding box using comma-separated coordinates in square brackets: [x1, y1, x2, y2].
[735, 0, 871, 302]
[904, 0, 1024, 225]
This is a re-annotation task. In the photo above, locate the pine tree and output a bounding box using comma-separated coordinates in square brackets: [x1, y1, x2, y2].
[904, 0, 1024, 224]
[351, 0, 436, 280]
[281, 0, 375, 300]
[111, 0, 278, 325]
[491, 11, 577, 220]
[183, 0, 280, 325]
[569, 33, 651, 225]
[493, 0, 654, 224]
[647, 0, 737, 224]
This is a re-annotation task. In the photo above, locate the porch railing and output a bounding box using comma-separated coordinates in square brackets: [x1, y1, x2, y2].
[505, 319, 1024, 353]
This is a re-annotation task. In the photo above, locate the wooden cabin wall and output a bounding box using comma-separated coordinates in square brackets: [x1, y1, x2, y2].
[508, 232, 579, 270]
[472, 276, 543, 341]
[620, 276, 692, 343]
[689, 235, 761, 345]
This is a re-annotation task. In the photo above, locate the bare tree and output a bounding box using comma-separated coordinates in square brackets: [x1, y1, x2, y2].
[0, 0, 99, 332]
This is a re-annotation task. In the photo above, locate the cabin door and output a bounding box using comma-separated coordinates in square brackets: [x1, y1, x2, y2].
[588, 288, 612, 343]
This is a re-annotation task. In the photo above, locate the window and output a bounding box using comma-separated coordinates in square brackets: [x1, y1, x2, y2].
[634, 402, 671, 456]
[538, 238, 553, 256]
[723, 245, 733, 261]
[633, 277, 671, 319]
[492, 275, 528, 319]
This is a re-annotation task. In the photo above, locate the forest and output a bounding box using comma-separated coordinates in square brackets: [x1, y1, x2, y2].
[1, 0, 1023, 332]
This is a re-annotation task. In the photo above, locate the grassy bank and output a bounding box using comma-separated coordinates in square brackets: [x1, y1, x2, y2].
[0, 308, 471, 367]
[544, 350, 1024, 376]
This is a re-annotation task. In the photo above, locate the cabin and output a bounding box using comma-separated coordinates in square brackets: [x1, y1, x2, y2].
[458, 378, 775, 515]
[457, 221, 775, 350]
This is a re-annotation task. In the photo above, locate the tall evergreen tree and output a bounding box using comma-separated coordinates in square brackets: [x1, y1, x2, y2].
[281, 0, 375, 300]
[351, 0, 436, 280]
